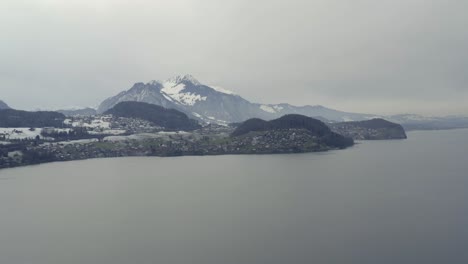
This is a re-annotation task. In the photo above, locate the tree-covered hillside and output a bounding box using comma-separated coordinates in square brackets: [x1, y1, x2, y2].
[104, 101, 201, 131]
[0, 109, 65, 128]
[232, 114, 354, 149]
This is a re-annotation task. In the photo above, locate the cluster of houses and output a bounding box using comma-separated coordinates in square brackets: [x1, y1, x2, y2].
[64, 115, 162, 135]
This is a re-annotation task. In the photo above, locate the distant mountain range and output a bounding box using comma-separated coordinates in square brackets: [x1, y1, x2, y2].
[57, 107, 97, 116]
[2, 74, 468, 131]
[96, 75, 468, 130]
[384, 114, 468, 131]
[330, 119, 407, 140]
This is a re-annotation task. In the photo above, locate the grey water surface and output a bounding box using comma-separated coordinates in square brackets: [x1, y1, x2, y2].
[1, 129, 467, 264]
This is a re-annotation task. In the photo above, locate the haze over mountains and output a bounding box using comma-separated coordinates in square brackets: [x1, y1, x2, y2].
[96, 75, 468, 130]
[2, 74, 468, 131]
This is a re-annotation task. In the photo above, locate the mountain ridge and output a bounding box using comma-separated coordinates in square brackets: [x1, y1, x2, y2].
[57, 107, 97, 116]
[0, 100, 11, 110]
[97, 75, 377, 124]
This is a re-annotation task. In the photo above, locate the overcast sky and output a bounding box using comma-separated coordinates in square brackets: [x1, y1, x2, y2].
[1, 0, 467, 115]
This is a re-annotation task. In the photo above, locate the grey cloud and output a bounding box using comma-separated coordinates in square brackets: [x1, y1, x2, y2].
[0, 0, 467, 115]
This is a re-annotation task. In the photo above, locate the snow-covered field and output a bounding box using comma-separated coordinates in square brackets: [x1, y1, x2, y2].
[65, 116, 126, 135]
[0, 128, 43, 140]
[156, 131, 191, 136]
[55, 139, 99, 145]
[0, 128, 72, 140]
[40, 139, 99, 146]
[104, 131, 190, 142]
[70, 119, 111, 129]
[88, 129, 126, 135]
[104, 134, 155, 142]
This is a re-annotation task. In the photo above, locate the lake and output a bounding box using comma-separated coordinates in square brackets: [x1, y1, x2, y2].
[1, 129, 468, 264]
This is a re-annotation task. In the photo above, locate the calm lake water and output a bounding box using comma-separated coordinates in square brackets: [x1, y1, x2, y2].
[1, 129, 468, 264]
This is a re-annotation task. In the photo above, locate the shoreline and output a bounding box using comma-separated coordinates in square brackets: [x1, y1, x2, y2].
[1, 127, 354, 171]
[0, 146, 349, 171]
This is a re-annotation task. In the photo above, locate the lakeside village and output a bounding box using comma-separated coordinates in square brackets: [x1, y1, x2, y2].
[0, 114, 269, 168]
[0, 113, 400, 169]
[0, 115, 213, 167]
[0, 114, 354, 169]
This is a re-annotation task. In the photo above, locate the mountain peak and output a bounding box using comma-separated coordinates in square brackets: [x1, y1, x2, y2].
[165, 74, 201, 86]
[148, 80, 163, 86]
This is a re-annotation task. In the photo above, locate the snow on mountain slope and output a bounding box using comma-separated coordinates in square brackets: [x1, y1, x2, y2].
[98, 81, 176, 113]
[210, 85, 236, 95]
[100, 75, 215, 112]
[165, 74, 201, 86]
[98, 74, 380, 124]
[161, 82, 207, 106]
[260, 105, 276, 113]
[98, 75, 262, 123]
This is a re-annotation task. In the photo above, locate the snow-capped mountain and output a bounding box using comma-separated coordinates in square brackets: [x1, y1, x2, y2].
[98, 75, 380, 124]
[99, 75, 266, 123]
[0, 100, 11, 110]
